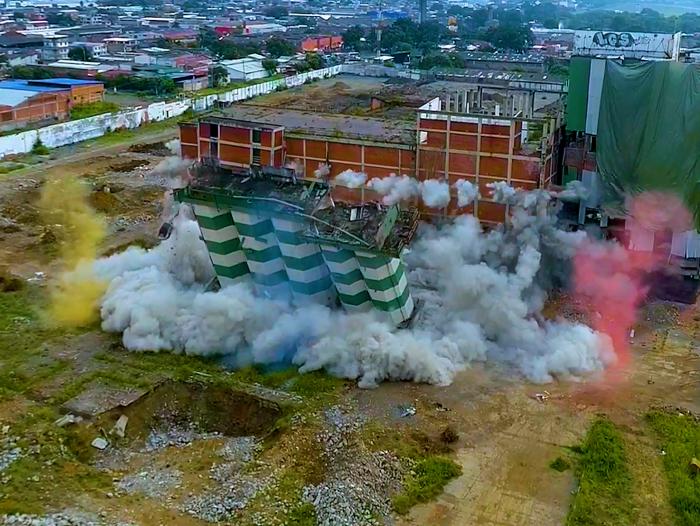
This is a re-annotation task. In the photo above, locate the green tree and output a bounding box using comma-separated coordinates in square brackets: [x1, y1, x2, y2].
[212, 65, 228, 87]
[482, 24, 533, 52]
[262, 58, 278, 75]
[342, 26, 367, 51]
[265, 36, 296, 58]
[304, 52, 323, 70]
[10, 66, 54, 79]
[68, 46, 92, 61]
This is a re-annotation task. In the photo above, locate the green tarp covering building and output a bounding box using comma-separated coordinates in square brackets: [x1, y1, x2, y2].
[594, 61, 700, 227]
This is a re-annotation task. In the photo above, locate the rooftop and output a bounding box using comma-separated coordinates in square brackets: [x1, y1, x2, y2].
[216, 105, 415, 145]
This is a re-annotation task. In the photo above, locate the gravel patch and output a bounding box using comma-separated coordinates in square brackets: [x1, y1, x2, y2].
[181, 472, 274, 523]
[302, 406, 405, 526]
[0, 431, 22, 473]
[218, 436, 260, 464]
[144, 426, 221, 452]
[0, 513, 134, 526]
[116, 467, 182, 498]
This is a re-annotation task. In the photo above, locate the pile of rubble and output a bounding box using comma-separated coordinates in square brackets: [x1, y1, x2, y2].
[302, 407, 405, 526]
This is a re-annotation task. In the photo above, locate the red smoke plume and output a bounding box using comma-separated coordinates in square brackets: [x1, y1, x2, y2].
[572, 192, 692, 368]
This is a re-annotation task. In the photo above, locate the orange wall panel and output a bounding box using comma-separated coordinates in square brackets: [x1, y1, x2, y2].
[448, 153, 476, 174]
[364, 146, 399, 167]
[219, 144, 250, 164]
[286, 138, 304, 156]
[477, 201, 507, 223]
[328, 142, 362, 163]
[480, 135, 511, 154]
[305, 140, 326, 159]
[512, 159, 541, 182]
[181, 144, 198, 159]
[420, 118, 447, 130]
[220, 126, 250, 144]
[449, 133, 477, 151]
[180, 125, 198, 144]
[480, 156, 508, 177]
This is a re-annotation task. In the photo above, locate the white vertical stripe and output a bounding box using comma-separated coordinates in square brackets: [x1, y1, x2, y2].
[585, 58, 606, 135]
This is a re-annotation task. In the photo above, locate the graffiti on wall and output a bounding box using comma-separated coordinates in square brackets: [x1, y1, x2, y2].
[591, 32, 643, 48]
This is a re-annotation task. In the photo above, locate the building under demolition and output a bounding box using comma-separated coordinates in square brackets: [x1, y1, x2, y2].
[174, 164, 419, 324]
[173, 79, 565, 322]
[179, 82, 564, 225]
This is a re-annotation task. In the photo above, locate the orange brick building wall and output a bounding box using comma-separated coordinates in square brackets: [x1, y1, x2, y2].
[70, 84, 105, 105]
[180, 114, 561, 225]
[0, 92, 70, 130]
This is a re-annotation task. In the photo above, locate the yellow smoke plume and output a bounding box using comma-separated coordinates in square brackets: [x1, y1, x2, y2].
[39, 174, 106, 326]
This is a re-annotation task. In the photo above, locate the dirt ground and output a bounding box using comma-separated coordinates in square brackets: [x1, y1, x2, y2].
[0, 131, 698, 525]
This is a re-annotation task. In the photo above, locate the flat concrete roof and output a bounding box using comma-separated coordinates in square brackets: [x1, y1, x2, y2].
[218, 105, 415, 145]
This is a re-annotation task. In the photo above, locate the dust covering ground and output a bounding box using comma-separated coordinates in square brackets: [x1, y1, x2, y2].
[0, 131, 697, 525]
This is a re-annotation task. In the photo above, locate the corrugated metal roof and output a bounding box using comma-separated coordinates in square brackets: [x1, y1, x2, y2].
[29, 78, 101, 86]
[0, 88, 35, 107]
[0, 80, 64, 93]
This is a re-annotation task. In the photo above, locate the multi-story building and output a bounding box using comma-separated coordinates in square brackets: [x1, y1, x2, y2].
[179, 87, 563, 224]
[41, 34, 69, 61]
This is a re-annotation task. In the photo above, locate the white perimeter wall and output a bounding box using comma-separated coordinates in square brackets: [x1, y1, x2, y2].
[0, 65, 344, 159]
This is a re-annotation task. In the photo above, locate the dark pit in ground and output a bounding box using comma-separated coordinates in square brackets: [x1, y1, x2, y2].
[103, 381, 282, 445]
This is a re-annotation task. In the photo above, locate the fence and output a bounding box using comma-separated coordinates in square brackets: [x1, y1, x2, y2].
[0, 65, 343, 159]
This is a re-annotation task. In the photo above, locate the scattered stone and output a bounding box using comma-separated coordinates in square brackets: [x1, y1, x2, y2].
[182, 472, 273, 523]
[144, 426, 220, 452]
[0, 512, 135, 525]
[218, 436, 260, 464]
[397, 405, 416, 418]
[531, 391, 550, 403]
[54, 414, 82, 428]
[440, 425, 459, 444]
[91, 437, 109, 451]
[112, 415, 128, 438]
[117, 468, 182, 498]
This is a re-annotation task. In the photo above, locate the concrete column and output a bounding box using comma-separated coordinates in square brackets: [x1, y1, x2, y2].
[192, 204, 250, 287]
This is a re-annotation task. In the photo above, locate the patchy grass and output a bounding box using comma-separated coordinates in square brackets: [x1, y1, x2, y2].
[88, 112, 190, 148]
[70, 101, 120, 120]
[392, 456, 462, 514]
[550, 456, 571, 472]
[646, 410, 700, 526]
[566, 418, 635, 526]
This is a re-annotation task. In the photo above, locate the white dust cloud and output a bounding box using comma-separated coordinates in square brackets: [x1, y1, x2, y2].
[91, 188, 614, 388]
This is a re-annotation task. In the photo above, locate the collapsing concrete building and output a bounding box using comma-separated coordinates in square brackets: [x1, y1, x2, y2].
[174, 164, 419, 324]
[178, 83, 564, 225]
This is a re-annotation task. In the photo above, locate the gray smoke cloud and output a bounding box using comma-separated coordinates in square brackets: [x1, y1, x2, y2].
[453, 179, 479, 207]
[487, 181, 518, 204]
[91, 190, 615, 388]
[419, 179, 450, 208]
[335, 169, 367, 188]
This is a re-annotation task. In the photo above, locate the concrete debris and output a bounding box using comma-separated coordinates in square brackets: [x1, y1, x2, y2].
[144, 426, 221, 452]
[26, 272, 45, 283]
[112, 415, 128, 438]
[531, 391, 551, 403]
[0, 513, 135, 526]
[182, 472, 273, 523]
[0, 432, 22, 473]
[54, 414, 82, 428]
[218, 436, 260, 464]
[397, 405, 416, 418]
[90, 437, 109, 451]
[303, 406, 405, 526]
[61, 382, 148, 418]
[116, 468, 182, 498]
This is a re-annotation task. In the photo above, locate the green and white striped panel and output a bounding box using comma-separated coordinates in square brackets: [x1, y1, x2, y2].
[355, 252, 414, 325]
[271, 217, 335, 305]
[192, 204, 250, 287]
[320, 245, 372, 312]
[229, 210, 290, 298]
